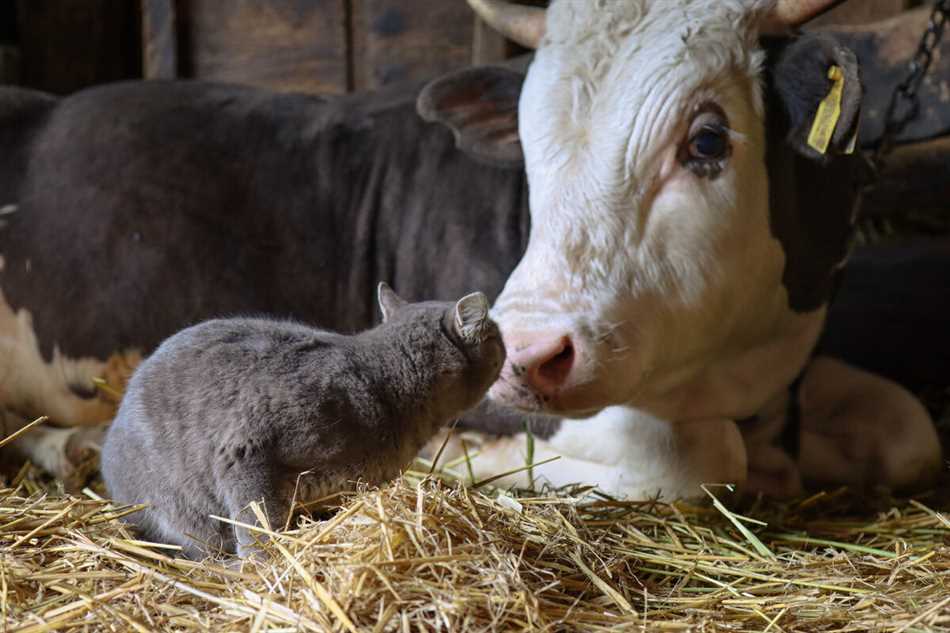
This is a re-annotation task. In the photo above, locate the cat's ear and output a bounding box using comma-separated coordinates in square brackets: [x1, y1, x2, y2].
[454, 292, 490, 341]
[377, 282, 408, 322]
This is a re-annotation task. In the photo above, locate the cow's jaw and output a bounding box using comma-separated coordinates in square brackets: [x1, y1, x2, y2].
[490, 0, 809, 420]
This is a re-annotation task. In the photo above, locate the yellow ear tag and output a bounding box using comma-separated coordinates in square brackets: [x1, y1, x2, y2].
[807, 65, 845, 155]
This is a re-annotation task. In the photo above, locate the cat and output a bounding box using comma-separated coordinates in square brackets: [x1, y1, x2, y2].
[102, 283, 505, 559]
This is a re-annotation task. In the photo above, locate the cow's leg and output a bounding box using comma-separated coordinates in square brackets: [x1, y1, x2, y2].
[739, 393, 806, 498]
[1, 409, 109, 489]
[432, 407, 747, 500]
[795, 356, 942, 491]
[0, 290, 139, 429]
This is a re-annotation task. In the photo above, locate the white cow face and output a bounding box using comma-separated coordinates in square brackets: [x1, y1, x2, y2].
[420, 0, 862, 419]
[492, 1, 781, 417]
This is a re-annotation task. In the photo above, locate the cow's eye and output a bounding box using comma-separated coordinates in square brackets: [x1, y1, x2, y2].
[689, 126, 728, 160]
[681, 107, 731, 178]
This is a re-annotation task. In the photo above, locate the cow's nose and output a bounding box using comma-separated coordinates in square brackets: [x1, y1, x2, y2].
[506, 334, 576, 397]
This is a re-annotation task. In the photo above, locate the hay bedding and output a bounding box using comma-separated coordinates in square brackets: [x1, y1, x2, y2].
[3, 437, 950, 633]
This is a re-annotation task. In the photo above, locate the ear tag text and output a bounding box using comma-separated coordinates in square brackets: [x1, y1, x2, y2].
[807, 65, 845, 155]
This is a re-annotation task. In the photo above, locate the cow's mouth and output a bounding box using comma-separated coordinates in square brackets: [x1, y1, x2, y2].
[487, 374, 546, 411]
[487, 372, 608, 419]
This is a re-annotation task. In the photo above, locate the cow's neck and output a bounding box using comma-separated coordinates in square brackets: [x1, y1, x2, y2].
[343, 89, 531, 310]
[281, 84, 529, 334]
[636, 303, 827, 424]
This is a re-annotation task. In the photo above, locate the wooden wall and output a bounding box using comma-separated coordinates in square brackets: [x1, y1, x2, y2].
[2, 1, 926, 96]
[351, 1, 476, 91]
[143, 0, 349, 93]
[141, 0, 503, 94]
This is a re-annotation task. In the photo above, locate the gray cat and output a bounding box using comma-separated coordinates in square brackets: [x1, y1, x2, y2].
[101, 283, 505, 559]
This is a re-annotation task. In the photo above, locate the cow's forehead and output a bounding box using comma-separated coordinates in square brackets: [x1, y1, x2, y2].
[545, 0, 775, 44]
[540, 0, 772, 94]
[541, 0, 771, 80]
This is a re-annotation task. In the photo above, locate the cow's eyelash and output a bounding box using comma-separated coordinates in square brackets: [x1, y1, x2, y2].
[683, 155, 727, 179]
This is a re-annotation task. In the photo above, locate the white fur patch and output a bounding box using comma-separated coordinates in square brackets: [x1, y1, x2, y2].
[0, 287, 116, 426]
[432, 406, 747, 501]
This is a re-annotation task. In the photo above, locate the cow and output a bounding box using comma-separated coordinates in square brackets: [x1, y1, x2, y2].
[0, 0, 945, 499]
[423, 0, 946, 497]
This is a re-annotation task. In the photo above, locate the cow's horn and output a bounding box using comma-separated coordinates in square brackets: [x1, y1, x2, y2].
[467, 0, 546, 50]
[764, 0, 846, 31]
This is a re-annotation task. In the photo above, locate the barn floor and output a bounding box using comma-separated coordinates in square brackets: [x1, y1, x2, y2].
[3, 404, 950, 633]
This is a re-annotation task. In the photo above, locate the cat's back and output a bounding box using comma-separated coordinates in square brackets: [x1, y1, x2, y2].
[157, 317, 334, 359]
[105, 317, 339, 479]
[116, 317, 342, 428]
[142, 317, 344, 379]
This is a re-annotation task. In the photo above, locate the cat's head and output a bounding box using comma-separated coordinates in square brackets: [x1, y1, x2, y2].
[377, 283, 506, 410]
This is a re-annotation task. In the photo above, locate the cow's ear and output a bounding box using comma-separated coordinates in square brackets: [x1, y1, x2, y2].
[771, 33, 862, 162]
[417, 66, 525, 167]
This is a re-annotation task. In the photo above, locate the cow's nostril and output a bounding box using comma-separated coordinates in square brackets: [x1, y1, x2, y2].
[536, 338, 574, 387]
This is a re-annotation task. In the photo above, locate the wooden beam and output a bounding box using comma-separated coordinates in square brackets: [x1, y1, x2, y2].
[472, 16, 509, 65]
[860, 136, 950, 224]
[141, 0, 178, 79]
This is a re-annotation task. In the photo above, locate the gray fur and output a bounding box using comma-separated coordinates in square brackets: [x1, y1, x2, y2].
[101, 286, 504, 559]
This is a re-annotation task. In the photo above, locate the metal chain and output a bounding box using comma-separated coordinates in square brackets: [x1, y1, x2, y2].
[871, 0, 950, 172]
[854, 1, 950, 240]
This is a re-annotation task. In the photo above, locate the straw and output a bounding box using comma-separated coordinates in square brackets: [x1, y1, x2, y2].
[3, 459, 950, 631]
